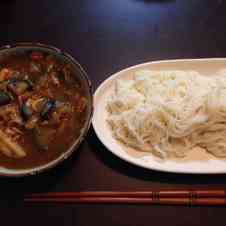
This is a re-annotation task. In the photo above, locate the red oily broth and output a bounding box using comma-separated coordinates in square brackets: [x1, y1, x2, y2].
[0, 48, 89, 169]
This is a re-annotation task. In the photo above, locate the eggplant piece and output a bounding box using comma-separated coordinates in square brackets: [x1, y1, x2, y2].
[40, 100, 55, 120]
[0, 90, 12, 106]
[20, 103, 33, 121]
[7, 79, 33, 95]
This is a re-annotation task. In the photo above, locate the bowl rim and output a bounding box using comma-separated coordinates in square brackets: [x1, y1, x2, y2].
[0, 42, 93, 177]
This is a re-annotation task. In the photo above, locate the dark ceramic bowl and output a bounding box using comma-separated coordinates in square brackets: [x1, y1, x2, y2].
[0, 43, 93, 177]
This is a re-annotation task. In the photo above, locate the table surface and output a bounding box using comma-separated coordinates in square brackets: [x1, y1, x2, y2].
[1, 0, 226, 225]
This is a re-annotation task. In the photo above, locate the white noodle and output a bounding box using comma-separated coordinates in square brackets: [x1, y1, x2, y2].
[107, 70, 226, 158]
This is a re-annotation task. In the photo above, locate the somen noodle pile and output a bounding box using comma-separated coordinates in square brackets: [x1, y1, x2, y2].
[107, 70, 226, 158]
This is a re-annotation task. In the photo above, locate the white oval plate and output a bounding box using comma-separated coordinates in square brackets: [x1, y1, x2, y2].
[93, 58, 226, 174]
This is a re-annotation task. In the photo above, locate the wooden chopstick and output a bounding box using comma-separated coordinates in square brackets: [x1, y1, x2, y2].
[25, 190, 226, 198]
[24, 197, 226, 205]
[24, 190, 226, 206]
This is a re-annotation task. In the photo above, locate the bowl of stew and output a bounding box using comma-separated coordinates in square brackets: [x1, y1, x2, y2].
[0, 43, 93, 177]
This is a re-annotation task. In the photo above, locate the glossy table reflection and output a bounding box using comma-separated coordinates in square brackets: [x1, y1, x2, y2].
[1, 0, 226, 226]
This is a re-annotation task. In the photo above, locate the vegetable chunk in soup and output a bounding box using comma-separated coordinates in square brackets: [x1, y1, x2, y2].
[0, 50, 88, 169]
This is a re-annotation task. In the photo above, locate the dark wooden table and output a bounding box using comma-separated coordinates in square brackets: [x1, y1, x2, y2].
[1, 0, 226, 225]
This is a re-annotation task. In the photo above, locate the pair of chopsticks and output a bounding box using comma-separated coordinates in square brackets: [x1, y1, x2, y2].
[24, 190, 226, 206]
